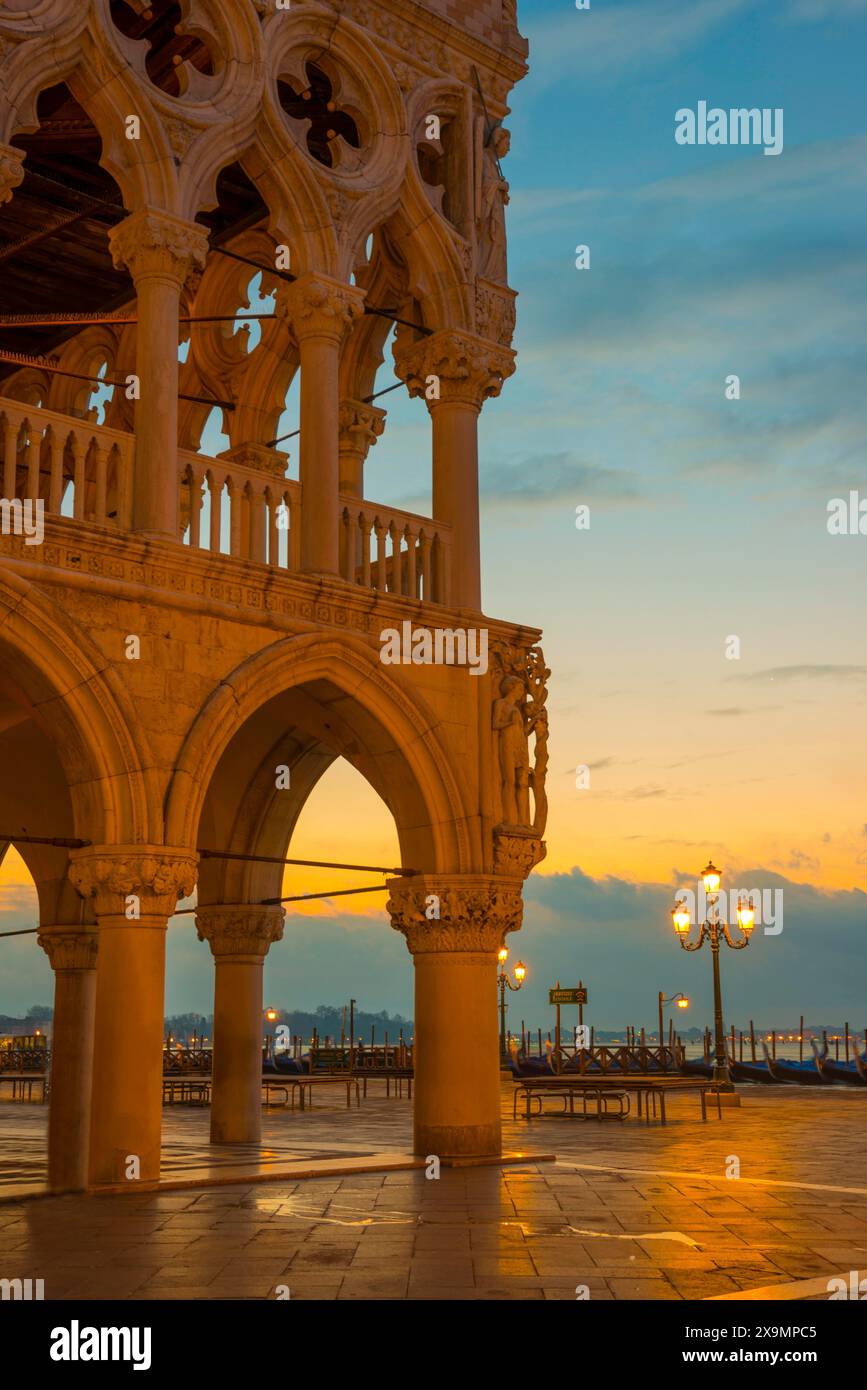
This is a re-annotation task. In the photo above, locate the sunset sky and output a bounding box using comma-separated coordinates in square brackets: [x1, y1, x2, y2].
[2, 0, 865, 1030]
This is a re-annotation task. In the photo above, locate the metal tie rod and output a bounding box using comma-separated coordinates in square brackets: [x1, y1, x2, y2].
[197, 847, 415, 874]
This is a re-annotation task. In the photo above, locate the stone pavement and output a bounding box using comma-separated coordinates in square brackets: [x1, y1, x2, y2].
[0, 1081, 865, 1300]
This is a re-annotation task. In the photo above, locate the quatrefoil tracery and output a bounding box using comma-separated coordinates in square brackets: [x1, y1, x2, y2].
[277, 62, 365, 173]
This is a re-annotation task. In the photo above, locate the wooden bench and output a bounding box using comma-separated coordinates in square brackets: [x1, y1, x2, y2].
[288, 1076, 361, 1110]
[0, 1073, 48, 1103]
[162, 1077, 211, 1106]
[513, 1075, 724, 1124]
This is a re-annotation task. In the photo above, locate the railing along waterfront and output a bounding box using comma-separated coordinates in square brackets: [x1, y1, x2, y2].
[0, 396, 133, 528]
[339, 495, 452, 605]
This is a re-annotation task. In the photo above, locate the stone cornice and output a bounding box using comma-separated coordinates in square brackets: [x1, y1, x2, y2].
[0, 518, 543, 649]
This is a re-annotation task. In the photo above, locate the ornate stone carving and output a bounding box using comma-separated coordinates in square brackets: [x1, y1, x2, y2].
[493, 826, 546, 880]
[475, 278, 517, 348]
[475, 125, 511, 284]
[69, 846, 198, 918]
[37, 926, 98, 972]
[196, 905, 285, 958]
[276, 274, 365, 345]
[217, 442, 289, 479]
[0, 145, 25, 206]
[393, 329, 515, 411]
[386, 875, 523, 954]
[108, 209, 210, 287]
[491, 643, 550, 835]
[338, 399, 386, 453]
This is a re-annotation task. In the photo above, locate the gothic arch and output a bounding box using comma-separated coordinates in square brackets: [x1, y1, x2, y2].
[0, 567, 155, 845]
[166, 631, 473, 877]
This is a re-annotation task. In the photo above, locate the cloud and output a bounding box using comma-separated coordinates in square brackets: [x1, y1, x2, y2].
[782, 848, 821, 873]
[782, 0, 867, 20]
[729, 665, 867, 683]
[527, 0, 752, 87]
[480, 451, 644, 509]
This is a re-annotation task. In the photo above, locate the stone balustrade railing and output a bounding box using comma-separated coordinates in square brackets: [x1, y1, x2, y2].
[0, 396, 134, 528]
[0, 397, 452, 605]
[178, 449, 301, 570]
[339, 496, 453, 606]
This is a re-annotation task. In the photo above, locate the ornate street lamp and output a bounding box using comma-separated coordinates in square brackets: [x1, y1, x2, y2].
[671, 861, 755, 1090]
[498, 947, 526, 1058]
[658, 991, 689, 1050]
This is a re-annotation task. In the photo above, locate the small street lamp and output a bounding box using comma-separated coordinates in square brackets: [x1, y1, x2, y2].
[658, 992, 689, 1049]
[671, 860, 755, 1091]
[498, 947, 526, 1058]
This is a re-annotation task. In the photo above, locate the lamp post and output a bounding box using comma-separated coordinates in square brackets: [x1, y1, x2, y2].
[671, 860, 755, 1091]
[658, 992, 689, 1049]
[497, 947, 526, 1058]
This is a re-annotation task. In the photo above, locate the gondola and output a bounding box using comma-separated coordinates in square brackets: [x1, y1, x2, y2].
[810, 1039, 866, 1086]
[762, 1042, 826, 1085]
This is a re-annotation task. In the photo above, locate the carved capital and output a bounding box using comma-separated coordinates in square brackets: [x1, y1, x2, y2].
[493, 827, 546, 880]
[338, 399, 386, 453]
[196, 904, 285, 959]
[386, 875, 523, 955]
[69, 846, 198, 919]
[277, 274, 365, 345]
[108, 208, 209, 288]
[0, 145, 25, 206]
[393, 329, 515, 411]
[37, 926, 98, 972]
[217, 442, 289, 479]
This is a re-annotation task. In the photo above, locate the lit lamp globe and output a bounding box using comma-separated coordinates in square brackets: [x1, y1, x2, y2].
[677, 997, 689, 1010]
[701, 860, 722, 893]
[265, 1008, 278, 1023]
[671, 903, 691, 936]
[498, 946, 509, 966]
[514, 961, 526, 984]
[737, 901, 755, 934]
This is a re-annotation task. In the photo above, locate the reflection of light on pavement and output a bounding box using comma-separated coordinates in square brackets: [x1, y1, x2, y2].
[502, 1219, 700, 1247]
[566, 1225, 700, 1247]
[279, 1198, 417, 1228]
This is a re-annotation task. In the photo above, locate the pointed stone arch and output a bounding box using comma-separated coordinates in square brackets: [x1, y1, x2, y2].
[166, 631, 473, 876]
[0, 567, 155, 845]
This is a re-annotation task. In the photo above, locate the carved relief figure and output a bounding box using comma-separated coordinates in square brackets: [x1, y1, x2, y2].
[493, 674, 532, 826]
[476, 124, 511, 284]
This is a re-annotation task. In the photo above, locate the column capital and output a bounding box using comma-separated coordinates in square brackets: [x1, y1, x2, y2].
[68, 845, 198, 919]
[393, 329, 515, 412]
[196, 904, 285, 959]
[108, 207, 209, 286]
[276, 273, 365, 345]
[338, 398, 386, 454]
[37, 925, 98, 972]
[386, 875, 523, 955]
[0, 145, 25, 206]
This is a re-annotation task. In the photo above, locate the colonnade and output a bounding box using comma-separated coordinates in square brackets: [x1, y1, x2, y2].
[35, 847, 523, 1191]
[105, 207, 513, 610]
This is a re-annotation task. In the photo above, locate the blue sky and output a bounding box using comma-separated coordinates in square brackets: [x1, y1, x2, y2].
[2, 0, 866, 1029]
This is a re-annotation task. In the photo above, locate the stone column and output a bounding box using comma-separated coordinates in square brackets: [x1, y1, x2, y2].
[338, 398, 386, 497]
[394, 330, 515, 612]
[387, 875, 523, 1159]
[277, 274, 365, 574]
[37, 925, 98, 1194]
[108, 209, 209, 539]
[69, 846, 198, 1187]
[196, 905, 285, 1145]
